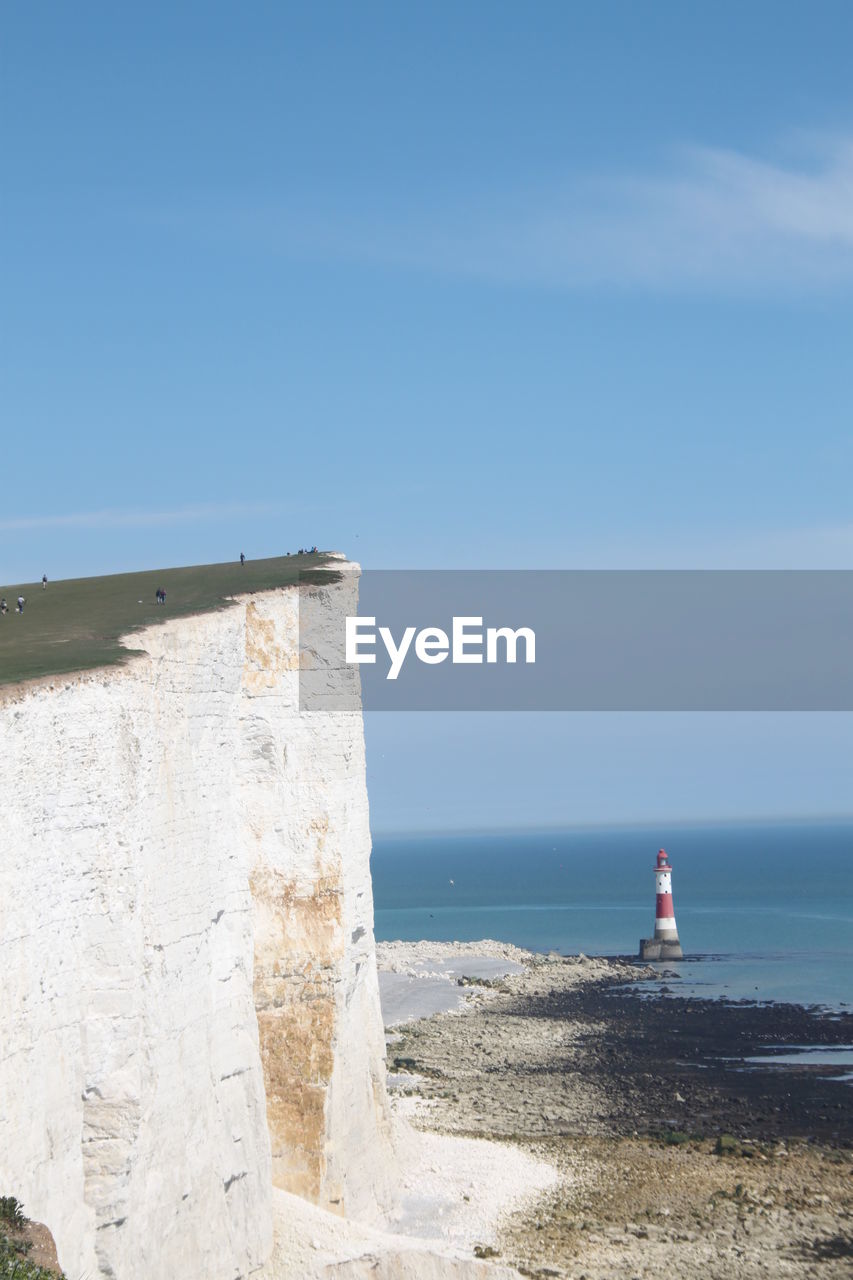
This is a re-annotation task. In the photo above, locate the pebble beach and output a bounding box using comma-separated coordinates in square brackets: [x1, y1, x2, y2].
[376, 941, 853, 1279]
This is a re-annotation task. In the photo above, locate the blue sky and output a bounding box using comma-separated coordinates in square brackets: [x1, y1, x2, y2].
[3, 3, 853, 830]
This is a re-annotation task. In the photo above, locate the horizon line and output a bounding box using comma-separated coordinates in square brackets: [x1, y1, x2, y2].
[370, 812, 853, 841]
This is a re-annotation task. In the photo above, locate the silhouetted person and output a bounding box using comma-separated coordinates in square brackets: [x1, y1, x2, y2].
[240, 552, 245, 566]
[42, 574, 48, 589]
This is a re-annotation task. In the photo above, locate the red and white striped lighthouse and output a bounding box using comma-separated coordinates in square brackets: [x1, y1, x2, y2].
[639, 848, 684, 960]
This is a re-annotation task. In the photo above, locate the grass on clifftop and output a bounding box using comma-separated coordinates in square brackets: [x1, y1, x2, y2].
[0, 552, 336, 688]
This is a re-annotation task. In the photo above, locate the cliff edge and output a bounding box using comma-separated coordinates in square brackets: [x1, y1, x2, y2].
[0, 567, 396, 1278]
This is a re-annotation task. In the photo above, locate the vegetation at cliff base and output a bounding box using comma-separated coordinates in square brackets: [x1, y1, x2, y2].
[0, 552, 337, 688]
[0, 1235, 64, 1279]
[0, 1197, 64, 1278]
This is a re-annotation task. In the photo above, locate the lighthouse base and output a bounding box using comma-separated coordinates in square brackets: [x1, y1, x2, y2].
[639, 937, 683, 961]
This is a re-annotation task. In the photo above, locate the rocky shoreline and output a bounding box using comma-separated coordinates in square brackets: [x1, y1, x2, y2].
[381, 946, 853, 1279]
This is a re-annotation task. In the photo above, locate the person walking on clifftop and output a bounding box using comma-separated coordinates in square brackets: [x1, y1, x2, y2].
[240, 551, 245, 566]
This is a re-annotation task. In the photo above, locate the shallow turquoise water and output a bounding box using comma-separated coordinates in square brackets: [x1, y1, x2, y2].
[372, 820, 853, 1009]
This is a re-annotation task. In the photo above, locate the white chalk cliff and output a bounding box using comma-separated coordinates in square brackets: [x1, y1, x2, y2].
[0, 570, 400, 1279]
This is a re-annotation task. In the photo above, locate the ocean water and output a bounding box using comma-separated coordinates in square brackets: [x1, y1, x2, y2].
[371, 821, 853, 1010]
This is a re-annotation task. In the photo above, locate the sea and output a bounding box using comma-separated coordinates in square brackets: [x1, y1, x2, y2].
[372, 820, 853, 1012]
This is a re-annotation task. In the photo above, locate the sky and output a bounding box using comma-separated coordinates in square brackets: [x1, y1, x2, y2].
[3, 3, 853, 831]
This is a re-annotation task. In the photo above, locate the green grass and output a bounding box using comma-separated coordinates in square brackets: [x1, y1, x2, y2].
[0, 552, 337, 688]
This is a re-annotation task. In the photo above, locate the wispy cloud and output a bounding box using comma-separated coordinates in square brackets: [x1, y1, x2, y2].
[222, 133, 853, 293]
[0, 501, 280, 533]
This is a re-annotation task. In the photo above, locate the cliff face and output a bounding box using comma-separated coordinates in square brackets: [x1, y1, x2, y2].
[0, 574, 395, 1279]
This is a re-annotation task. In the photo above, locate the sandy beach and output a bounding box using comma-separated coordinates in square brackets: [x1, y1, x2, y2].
[375, 941, 853, 1279]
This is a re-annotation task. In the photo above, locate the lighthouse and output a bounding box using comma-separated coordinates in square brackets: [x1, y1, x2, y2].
[639, 848, 684, 961]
